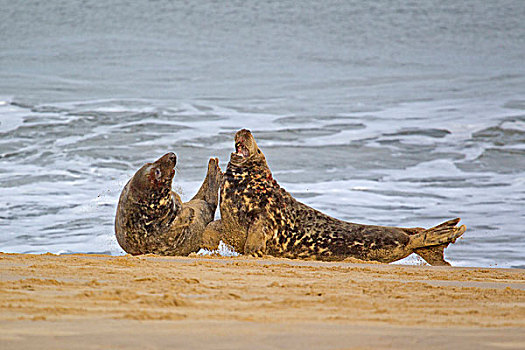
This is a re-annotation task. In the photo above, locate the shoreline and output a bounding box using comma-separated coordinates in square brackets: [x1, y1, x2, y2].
[1, 253, 524, 349]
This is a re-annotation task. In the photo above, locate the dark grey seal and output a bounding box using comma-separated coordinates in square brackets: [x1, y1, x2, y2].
[115, 153, 221, 255]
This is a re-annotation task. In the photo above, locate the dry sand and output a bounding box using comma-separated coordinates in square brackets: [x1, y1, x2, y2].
[0, 252, 524, 349]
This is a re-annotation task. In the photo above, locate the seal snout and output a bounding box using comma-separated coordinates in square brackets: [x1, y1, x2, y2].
[164, 152, 177, 165]
[150, 152, 177, 183]
[156, 152, 177, 167]
[234, 129, 253, 158]
[235, 141, 249, 158]
[165, 153, 177, 177]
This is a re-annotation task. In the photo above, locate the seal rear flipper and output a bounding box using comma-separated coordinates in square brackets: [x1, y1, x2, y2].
[191, 158, 222, 207]
[408, 218, 466, 250]
[402, 227, 451, 266]
[413, 244, 451, 266]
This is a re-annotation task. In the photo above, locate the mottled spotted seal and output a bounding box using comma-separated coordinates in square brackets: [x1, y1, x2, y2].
[115, 153, 221, 255]
[203, 129, 465, 265]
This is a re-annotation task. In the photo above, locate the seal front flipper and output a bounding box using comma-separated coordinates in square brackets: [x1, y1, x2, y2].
[201, 220, 223, 250]
[171, 191, 183, 212]
[244, 217, 269, 257]
[170, 207, 195, 229]
[202, 219, 248, 255]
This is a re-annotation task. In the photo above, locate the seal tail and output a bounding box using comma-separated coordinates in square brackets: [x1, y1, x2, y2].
[408, 218, 465, 250]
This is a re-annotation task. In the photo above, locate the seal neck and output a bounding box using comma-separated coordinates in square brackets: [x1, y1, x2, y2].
[227, 155, 269, 173]
[225, 160, 279, 190]
[130, 187, 178, 223]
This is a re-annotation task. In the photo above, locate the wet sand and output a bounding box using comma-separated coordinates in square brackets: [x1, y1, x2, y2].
[0, 252, 524, 349]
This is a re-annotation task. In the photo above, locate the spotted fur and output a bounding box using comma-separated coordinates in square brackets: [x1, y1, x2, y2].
[203, 129, 466, 264]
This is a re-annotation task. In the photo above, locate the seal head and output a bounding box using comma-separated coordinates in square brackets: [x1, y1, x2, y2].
[129, 152, 177, 204]
[230, 128, 267, 168]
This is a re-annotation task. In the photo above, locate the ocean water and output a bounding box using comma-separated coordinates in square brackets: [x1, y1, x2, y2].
[1, 0, 524, 267]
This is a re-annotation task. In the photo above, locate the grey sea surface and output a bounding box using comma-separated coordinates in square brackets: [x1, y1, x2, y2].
[1, 0, 524, 267]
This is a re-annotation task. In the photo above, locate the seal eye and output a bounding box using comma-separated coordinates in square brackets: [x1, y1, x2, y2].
[257, 149, 261, 154]
[155, 168, 162, 180]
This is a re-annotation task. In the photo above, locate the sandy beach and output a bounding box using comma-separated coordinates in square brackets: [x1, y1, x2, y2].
[0, 252, 524, 349]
